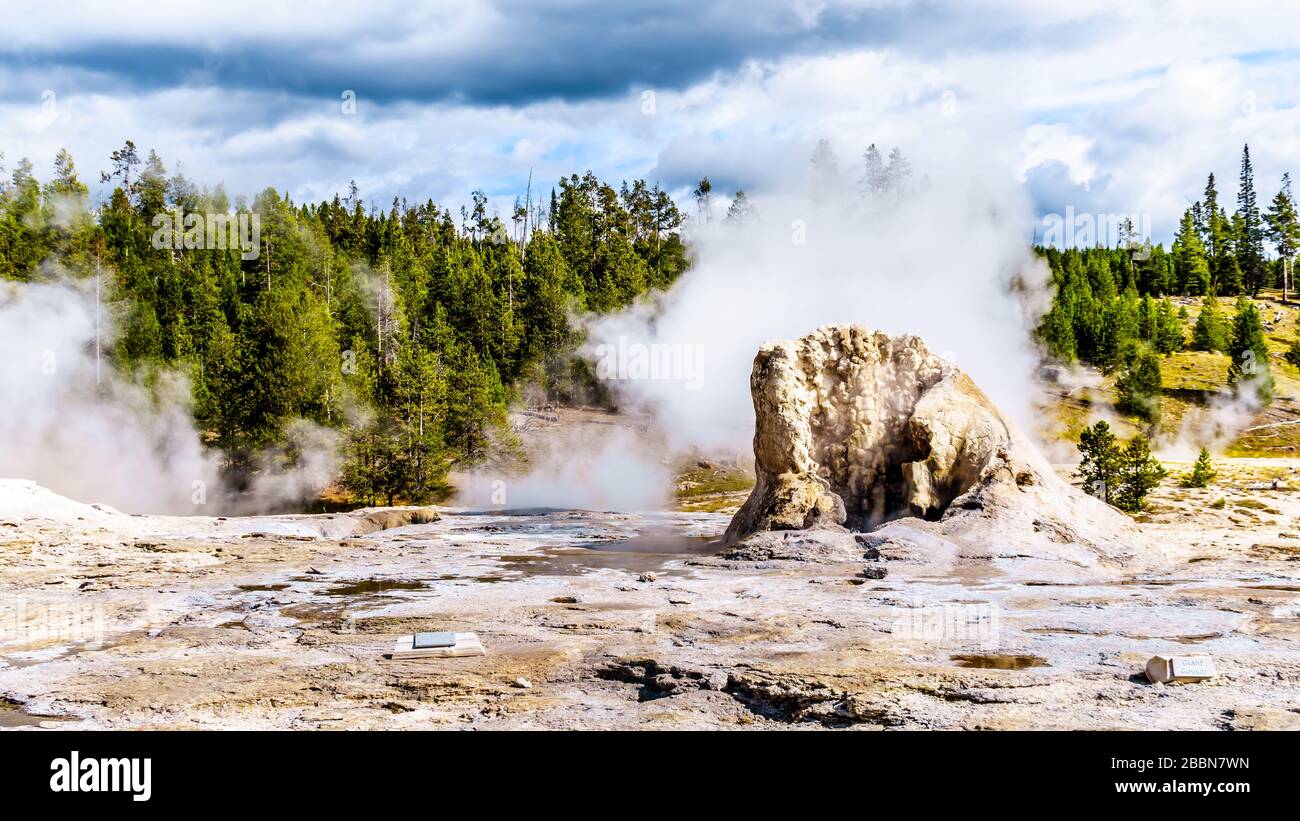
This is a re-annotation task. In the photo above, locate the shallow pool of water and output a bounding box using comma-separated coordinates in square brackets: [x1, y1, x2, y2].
[580, 533, 719, 554]
[322, 578, 428, 596]
[950, 653, 1049, 670]
[0, 702, 72, 729]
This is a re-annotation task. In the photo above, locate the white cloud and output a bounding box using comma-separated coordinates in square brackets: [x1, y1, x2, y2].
[1017, 125, 1097, 184]
[3, 1, 1300, 243]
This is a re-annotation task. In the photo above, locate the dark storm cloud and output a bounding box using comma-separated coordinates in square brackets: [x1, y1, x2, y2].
[0, 1, 1020, 107]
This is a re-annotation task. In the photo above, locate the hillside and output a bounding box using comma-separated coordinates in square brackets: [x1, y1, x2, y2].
[1040, 288, 1300, 457]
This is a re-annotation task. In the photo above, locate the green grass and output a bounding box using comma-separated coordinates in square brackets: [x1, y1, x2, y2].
[1160, 349, 1230, 392]
[1235, 498, 1283, 514]
[674, 462, 754, 498]
[673, 460, 754, 514]
[678, 496, 748, 514]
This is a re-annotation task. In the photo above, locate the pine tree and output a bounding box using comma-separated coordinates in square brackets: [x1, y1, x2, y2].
[860, 144, 887, 200]
[100, 140, 141, 192]
[1216, 243, 1245, 296]
[518, 231, 574, 371]
[1113, 434, 1167, 512]
[1181, 448, 1216, 488]
[1227, 296, 1274, 404]
[1236, 144, 1267, 294]
[1202, 173, 1243, 295]
[119, 298, 164, 367]
[1264, 173, 1300, 301]
[809, 139, 840, 203]
[1202, 173, 1221, 260]
[136, 149, 168, 221]
[1153, 298, 1185, 353]
[1076, 421, 1123, 505]
[340, 334, 382, 505]
[885, 147, 912, 199]
[1096, 288, 1140, 373]
[691, 176, 712, 223]
[596, 230, 649, 311]
[198, 320, 242, 454]
[1172, 208, 1212, 295]
[1116, 347, 1163, 423]
[2, 157, 47, 278]
[389, 340, 451, 503]
[1190, 296, 1229, 353]
[1038, 298, 1076, 362]
[725, 191, 755, 223]
[443, 344, 506, 462]
[1138, 294, 1158, 343]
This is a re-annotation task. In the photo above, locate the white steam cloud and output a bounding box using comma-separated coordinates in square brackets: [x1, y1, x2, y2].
[584, 158, 1047, 455]
[0, 279, 337, 514]
[481, 142, 1053, 512]
[1160, 371, 1270, 460]
[455, 422, 671, 512]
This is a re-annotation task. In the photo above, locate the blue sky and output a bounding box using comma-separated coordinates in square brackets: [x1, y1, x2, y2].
[2, 0, 1299, 244]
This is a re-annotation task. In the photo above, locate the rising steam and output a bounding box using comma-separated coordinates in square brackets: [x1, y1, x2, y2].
[584, 152, 1048, 456]
[3, 145, 1060, 516]
[466, 144, 1056, 512]
[0, 278, 337, 514]
[454, 420, 672, 512]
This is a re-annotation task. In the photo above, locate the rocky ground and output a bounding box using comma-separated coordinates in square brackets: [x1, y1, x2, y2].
[2, 456, 1299, 731]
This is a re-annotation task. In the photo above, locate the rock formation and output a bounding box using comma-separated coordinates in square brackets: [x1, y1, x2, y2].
[723, 325, 1135, 566]
[348, 507, 441, 536]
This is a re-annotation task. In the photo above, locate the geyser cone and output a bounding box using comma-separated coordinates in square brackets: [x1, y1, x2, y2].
[724, 325, 1135, 565]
